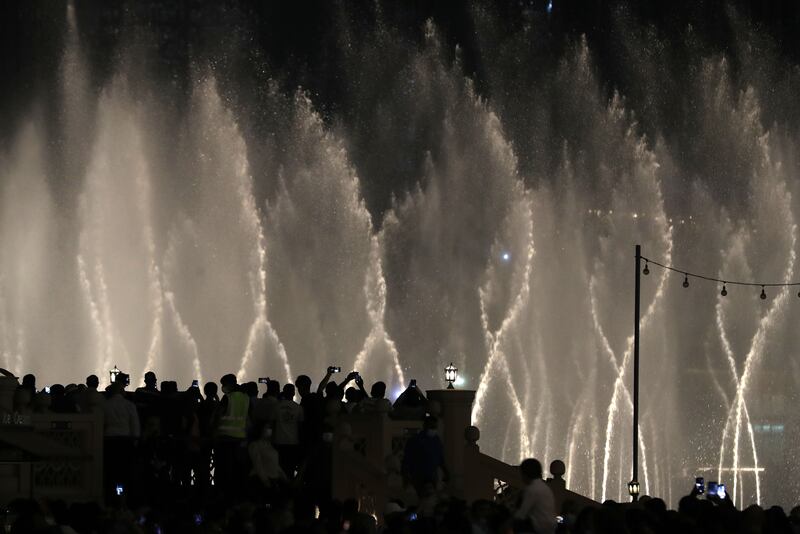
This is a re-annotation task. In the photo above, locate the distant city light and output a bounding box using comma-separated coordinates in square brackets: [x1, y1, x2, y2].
[547, 0, 553, 14]
[501, 252, 511, 262]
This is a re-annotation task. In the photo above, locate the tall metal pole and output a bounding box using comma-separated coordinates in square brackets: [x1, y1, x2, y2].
[632, 244, 641, 502]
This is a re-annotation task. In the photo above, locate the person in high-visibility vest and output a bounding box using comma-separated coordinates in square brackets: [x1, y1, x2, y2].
[215, 374, 250, 497]
[218, 374, 249, 439]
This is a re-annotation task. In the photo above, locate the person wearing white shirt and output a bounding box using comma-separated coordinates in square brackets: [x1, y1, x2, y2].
[102, 374, 139, 499]
[103, 380, 140, 438]
[249, 424, 287, 488]
[274, 383, 304, 478]
[514, 458, 557, 534]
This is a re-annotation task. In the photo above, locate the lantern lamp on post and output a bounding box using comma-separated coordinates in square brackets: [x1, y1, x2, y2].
[445, 363, 458, 389]
[628, 479, 640, 501]
[109, 365, 121, 385]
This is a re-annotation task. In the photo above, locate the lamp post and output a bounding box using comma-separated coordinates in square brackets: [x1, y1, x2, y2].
[628, 479, 640, 500]
[445, 363, 458, 389]
[631, 244, 642, 502]
[109, 365, 121, 385]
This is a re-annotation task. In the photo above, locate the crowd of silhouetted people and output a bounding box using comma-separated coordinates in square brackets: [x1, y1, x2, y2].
[10, 368, 433, 505]
[5, 369, 800, 533]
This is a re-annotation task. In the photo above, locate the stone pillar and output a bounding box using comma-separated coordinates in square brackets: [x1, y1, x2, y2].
[0, 375, 19, 414]
[426, 389, 475, 499]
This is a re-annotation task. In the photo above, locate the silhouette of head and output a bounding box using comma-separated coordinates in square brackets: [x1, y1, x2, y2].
[161, 381, 178, 395]
[144, 371, 157, 388]
[266, 380, 280, 398]
[345, 387, 359, 403]
[86, 375, 99, 390]
[110, 375, 128, 394]
[520, 458, 543, 483]
[220, 374, 237, 394]
[282, 383, 295, 400]
[115, 372, 129, 388]
[325, 381, 343, 400]
[203, 381, 218, 399]
[244, 381, 258, 398]
[295, 375, 311, 397]
[370, 381, 386, 399]
[22, 374, 35, 390]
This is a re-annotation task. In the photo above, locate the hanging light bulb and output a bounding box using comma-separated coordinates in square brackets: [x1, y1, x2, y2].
[682, 274, 689, 288]
[642, 261, 650, 275]
[721, 283, 727, 297]
[760, 286, 767, 300]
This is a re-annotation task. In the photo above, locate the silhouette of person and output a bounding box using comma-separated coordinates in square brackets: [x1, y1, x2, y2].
[19, 373, 36, 397]
[513, 458, 556, 534]
[248, 422, 287, 496]
[195, 381, 219, 493]
[296, 374, 324, 451]
[103, 373, 139, 499]
[251, 379, 279, 432]
[392, 379, 428, 419]
[274, 383, 303, 479]
[77, 375, 103, 414]
[359, 381, 392, 414]
[135, 371, 159, 394]
[402, 415, 448, 496]
[215, 374, 249, 498]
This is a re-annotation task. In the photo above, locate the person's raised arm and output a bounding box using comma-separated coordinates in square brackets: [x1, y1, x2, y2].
[355, 375, 367, 395]
[341, 371, 358, 389]
[316, 368, 334, 394]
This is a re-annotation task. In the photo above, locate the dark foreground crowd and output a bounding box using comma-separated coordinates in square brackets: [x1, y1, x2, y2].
[4, 369, 800, 533]
[5, 489, 800, 534]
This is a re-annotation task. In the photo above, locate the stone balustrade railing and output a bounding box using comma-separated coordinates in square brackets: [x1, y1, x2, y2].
[331, 388, 598, 516]
[0, 375, 104, 505]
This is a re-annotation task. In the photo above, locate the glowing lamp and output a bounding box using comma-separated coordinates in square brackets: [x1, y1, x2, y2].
[109, 365, 121, 385]
[445, 363, 458, 389]
[628, 479, 640, 499]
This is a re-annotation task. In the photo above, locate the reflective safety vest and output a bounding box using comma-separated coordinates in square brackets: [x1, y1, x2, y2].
[218, 391, 249, 439]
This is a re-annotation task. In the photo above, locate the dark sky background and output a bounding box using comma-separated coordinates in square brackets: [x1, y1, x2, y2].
[2, 0, 800, 218]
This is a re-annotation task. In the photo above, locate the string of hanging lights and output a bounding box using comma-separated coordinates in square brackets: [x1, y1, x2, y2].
[640, 256, 800, 300]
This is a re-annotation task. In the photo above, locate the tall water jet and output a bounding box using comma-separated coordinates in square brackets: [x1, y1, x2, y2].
[383, 23, 523, 392]
[164, 75, 290, 384]
[262, 91, 381, 381]
[0, 124, 57, 379]
[77, 76, 163, 382]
